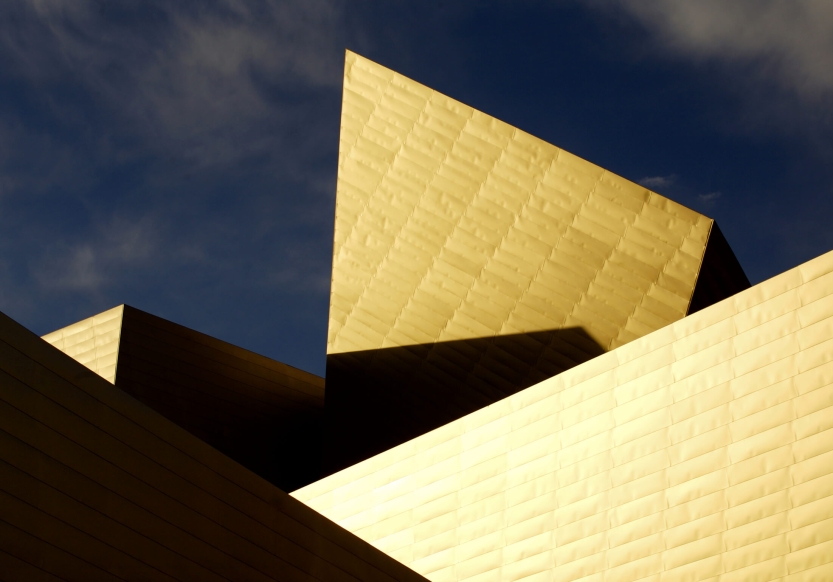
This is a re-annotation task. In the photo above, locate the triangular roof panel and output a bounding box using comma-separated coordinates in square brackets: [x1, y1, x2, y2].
[324, 51, 750, 472]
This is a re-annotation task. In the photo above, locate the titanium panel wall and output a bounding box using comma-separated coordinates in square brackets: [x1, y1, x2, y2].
[0, 309, 428, 582]
[325, 51, 747, 472]
[331, 50, 713, 357]
[117, 305, 325, 492]
[41, 305, 123, 383]
[43, 305, 325, 492]
[295, 249, 833, 582]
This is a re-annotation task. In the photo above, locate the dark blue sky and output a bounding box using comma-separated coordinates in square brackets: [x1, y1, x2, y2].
[2, 1, 832, 376]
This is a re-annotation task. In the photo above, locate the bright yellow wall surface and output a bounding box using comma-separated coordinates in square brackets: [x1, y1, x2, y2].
[295, 250, 833, 582]
[41, 304, 123, 383]
[330, 51, 713, 356]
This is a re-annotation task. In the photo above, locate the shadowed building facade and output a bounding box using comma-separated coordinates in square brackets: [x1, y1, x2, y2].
[4, 50, 828, 582]
[42, 304, 325, 493]
[324, 51, 749, 473]
[0, 309, 427, 582]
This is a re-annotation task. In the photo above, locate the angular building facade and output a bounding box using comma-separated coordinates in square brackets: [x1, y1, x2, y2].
[42, 304, 325, 492]
[324, 51, 749, 473]
[1, 51, 829, 581]
[295, 249, 833, 582]
[0, 309, 426, 582]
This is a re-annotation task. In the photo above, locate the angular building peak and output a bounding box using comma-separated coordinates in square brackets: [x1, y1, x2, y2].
[41, 304, 124, 383]
[325, 51, 749, 471]
[334, 51, 712, 353]
[43, 304, 325, 492]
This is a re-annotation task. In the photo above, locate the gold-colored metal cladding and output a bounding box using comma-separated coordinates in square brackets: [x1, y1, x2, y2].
[42, 304, 123, 383]
[1, 309, 428, 582]
[330, 51, 712, 358]
[325, 51, 741, 474]
[295, 250, 833, 582]
[42, 304, 326, 492]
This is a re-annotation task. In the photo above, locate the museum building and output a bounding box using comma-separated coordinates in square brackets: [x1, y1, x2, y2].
[1, 52, 831, 581]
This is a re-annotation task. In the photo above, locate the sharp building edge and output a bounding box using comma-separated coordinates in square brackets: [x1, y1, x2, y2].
[324, 51, 749, 472]
[294, 249, 833, 582]
[0, 308, 427, 581]
[2, 50, 824, 582]
[687, 223, 751, 316]
[43, 304, 325, 493]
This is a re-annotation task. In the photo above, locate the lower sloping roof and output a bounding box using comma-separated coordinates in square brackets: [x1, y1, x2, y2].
[294, 249, 833, 582]
[41, 304, 325, 492]
[0, 309, 426, 582]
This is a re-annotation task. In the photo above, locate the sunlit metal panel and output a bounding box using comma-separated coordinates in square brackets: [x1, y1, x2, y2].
[296, 249, 833, 582]
[41, 304, 123, 383]
[325, 51, 748, 471]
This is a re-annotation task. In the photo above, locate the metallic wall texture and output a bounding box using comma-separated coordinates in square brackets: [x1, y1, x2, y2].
[324, 51, 749, 472]
[331, 50, 713, 357]
[0, 308, 428, 581]
[295, 249, 833, 582]
[23, 49, 819, 582]
[41, 304, 123, 384]
[42, 304, 326, 492]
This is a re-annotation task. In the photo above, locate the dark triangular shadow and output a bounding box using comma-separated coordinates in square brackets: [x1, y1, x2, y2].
[115, 305, 325, 492]
[688, 222, 751, 314]
[323, 327, 605, 475]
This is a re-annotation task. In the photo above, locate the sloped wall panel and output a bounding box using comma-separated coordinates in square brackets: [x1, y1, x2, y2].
[324, 51, 749, 472]
[296, 249, 833, 582]
[41, 305, 123, 383]
[0, 308, 427, 581]
[331, 50, 713, 356]
[43, 305, 326, 492]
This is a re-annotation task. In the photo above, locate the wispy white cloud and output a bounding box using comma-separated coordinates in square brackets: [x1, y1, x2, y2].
[586, 0, 833, 102]
[130, 0, 345, 170]
[32, 216, 160, 293]
[36, 245, 103, 292]
[698, 191, 721, 203]
[0, 0, 346, 309]
[638, 174, 676, 190]
[1, 0, 347, 173]
[636, 173, 724, 211]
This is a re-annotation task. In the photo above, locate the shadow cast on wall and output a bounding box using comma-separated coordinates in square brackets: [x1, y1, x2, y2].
[115, 306, 325, 493]
[89, 218, 750, 493]
[324, 327, 605, 476]
[688, 223, 751, 314]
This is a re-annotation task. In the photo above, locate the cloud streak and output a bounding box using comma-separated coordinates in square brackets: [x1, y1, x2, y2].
[1, 0, 346, 173]
[698, 191, 721, 203]
[638, 175, 676, 190]
[0, 0, 345, 304]
[32, 215, 160, 293]
[590, 0, 833, 101]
